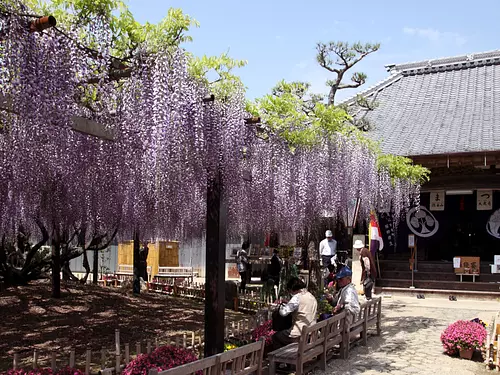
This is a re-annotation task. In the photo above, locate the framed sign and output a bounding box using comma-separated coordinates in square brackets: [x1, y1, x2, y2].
[477, 190, 493, 210]
[453, 256, 480, 275]
[429, 191, 445, 211]
[408, 234, 415, 247]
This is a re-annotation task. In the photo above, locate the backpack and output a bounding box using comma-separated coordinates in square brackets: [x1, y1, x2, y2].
[272, 304, 293, 332]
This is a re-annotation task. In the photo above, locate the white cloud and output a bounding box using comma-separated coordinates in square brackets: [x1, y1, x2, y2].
[403, 27, 467, 46]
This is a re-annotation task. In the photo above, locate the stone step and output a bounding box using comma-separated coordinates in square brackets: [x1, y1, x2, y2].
[379, 260, 491, 273]
[374, 286, 500, 301]
[380, 270, 500, 282]
[377, 278, 500, 292]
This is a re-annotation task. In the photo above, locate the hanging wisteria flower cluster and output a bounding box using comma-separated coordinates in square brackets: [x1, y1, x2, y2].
[0, 1, 420, 247]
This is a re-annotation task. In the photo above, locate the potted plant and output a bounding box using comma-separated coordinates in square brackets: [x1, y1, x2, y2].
[440, 320, 487, 359]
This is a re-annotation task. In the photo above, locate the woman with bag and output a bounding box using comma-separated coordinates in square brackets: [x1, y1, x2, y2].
[353, 240, 377, 300]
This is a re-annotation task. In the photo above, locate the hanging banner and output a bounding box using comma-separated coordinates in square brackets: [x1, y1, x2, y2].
[477, 190, 493, 210]
[429, 190, 445, 211]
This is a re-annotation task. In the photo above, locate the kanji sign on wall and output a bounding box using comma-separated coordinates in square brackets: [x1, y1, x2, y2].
[477, 189, 493, 210]
[429, 191, 445, 211]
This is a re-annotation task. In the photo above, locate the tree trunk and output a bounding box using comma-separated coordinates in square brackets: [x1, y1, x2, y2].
[92, 249, 98, 284]
[81, 250, 91, 283]
[133, 230, 140, 294]
[62, 258, 71, 281]
[52, 241, 61, 298]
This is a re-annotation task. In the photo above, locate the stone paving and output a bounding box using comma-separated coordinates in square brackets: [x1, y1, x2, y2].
[312, 296, 499, 375]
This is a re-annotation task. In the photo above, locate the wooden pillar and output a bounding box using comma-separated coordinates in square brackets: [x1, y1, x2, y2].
[204, 170, 226, 357]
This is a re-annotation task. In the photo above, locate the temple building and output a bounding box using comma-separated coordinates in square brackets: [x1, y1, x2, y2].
[346, 50, 500, 296]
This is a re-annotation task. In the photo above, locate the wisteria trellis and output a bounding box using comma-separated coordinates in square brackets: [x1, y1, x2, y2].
[0, 2, 420, 248]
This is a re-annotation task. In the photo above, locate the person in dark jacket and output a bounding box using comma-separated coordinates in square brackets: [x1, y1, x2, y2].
[268, 249, 282, 288]
[353, 240, 377, 300]
[237, 241, 250, 292]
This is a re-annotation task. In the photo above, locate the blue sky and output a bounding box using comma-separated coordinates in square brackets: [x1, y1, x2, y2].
[129, 0, 500, 103]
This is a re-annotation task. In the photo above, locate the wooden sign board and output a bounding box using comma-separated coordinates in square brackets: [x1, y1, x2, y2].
[429, 190, 445, 211]
[453, 256, 480, 275]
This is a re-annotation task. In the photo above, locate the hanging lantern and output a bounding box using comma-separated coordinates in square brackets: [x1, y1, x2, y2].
[29, 16, 57, 33]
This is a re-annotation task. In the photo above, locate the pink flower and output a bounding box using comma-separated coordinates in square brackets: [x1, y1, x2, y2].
[441, 320, 487, 355]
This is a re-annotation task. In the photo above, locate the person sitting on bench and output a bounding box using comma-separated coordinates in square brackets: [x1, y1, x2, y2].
[326, 266, 360, 325]
[272, 277, 318, 350]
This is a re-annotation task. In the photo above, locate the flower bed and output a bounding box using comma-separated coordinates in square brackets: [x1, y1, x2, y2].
[251, 320, 275, 347]
[122, 346, 199, 375]
[440, 319, 487, 356]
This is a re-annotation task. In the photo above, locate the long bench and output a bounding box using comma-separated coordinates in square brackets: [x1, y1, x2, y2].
[115, 264, 153, 283]
[268, 297, 382, 375]
[148, 338, 265, 375]
[154, 266, 197, 283]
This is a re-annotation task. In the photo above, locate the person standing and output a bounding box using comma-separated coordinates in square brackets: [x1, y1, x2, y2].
[319, 230, 337, 269]
[237, 241, 250, 292]
[268, 249, 282, 289]
[353, 240, 377, 300]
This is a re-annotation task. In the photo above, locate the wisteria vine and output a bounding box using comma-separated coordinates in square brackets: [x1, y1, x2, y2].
[0, 1, 420, 249]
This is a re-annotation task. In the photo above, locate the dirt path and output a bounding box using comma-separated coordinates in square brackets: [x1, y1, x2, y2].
[0, 280, 244, 371]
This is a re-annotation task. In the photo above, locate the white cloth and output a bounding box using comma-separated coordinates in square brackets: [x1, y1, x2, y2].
[335, 283, 361, 319]
[363, 257, 371, 276]
[236, 251, 248, 272]
[319, 238, 337, 256]
[279, 293, 300, 316]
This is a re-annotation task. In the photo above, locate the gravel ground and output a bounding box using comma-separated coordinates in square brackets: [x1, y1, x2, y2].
[311, 296, 498, 375]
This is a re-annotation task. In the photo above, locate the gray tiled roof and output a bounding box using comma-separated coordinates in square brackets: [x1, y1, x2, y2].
[344, 50, 500, 157]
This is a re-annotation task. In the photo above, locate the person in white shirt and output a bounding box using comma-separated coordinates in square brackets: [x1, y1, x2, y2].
[319, 230, 337, 269]
[272, 277, 317, 350]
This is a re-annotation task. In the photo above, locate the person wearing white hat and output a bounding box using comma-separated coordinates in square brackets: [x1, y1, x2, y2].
[319, 230, 337, 269]
[353, 239, 377, 300]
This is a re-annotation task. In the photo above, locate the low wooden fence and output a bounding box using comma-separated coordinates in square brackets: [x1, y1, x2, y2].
[148, 279, 274, 313]
[9, 315, 263, 375]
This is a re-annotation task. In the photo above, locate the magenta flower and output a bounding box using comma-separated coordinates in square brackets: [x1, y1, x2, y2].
[440, 320, 487, 355]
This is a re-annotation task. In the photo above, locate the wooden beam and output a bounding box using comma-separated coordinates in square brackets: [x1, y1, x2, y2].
[71, 116, 115, 141]
[0, 93, 115, 141]
[204, 169, 226, 357]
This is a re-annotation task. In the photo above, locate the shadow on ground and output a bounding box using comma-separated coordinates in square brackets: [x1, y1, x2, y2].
[0, 280, 244, 371]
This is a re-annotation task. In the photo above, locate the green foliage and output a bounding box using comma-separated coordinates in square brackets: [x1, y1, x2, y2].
[377, 154, 430, 184]
[249, 80, 429, 183]
[188, 52, 247, 97]
[248, 80, 350, 150]
[24, 0, 245, 98]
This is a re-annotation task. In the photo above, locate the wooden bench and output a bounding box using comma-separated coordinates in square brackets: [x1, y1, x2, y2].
[115, 264, 153, 282]
[324, 311, 348, 360]
[155, 267, 197, 283]
[149, 338, 265, 375]
[268, 319, 328, 375]
[347, 297, 382, 350]
[268, 297, 382, 374]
